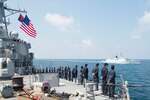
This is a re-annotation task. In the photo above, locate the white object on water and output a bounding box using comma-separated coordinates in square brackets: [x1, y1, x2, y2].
[101, 54, 140, 64]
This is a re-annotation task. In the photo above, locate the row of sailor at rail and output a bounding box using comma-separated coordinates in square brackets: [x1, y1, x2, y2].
[31, 63, 116, 98]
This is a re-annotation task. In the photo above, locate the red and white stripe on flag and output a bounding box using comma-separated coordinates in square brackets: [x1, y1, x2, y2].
[20, 22, 37, 38]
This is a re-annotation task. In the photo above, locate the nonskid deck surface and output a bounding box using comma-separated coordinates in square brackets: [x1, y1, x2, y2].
[53, 79, 110, 100]
[0, 75, 111, 100]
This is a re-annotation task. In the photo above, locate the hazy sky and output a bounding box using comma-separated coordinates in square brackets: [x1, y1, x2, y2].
[6, 0, 150, 59]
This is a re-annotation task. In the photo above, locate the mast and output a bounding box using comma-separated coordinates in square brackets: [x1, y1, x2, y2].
[0, 0, 26, 38]
[0, 0, 34, 78]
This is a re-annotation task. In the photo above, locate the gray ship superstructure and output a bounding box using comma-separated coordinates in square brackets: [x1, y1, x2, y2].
[0, 0, 34, 78]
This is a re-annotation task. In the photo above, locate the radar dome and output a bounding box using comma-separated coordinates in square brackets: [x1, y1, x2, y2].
[10, 31, 19, 39]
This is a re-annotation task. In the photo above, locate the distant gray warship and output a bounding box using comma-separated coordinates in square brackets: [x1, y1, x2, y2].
[0, 0, 34, 79]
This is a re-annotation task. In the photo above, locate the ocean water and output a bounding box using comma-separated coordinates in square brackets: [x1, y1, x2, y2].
[33, 59, 150, 100]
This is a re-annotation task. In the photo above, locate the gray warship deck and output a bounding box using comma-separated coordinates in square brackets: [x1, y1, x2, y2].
[0, 75, 111, 100]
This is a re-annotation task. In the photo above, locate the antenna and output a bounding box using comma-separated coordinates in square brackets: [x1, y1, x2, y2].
[4, 7, 27, 17]
[0, 0, 7, 3]
[0, 0, 26, 37]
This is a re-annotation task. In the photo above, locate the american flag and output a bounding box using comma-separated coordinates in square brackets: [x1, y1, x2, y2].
[18, 14, 37, 38]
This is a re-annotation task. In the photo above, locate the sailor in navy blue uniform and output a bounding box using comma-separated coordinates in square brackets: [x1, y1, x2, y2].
[74, 65, 78, 83]
[92, 63, 99, 90]
[83, 64, 89, 80]
[101, 63, 108, 95]
[80, 66, 84, 84]
[107, 65, 116, 98]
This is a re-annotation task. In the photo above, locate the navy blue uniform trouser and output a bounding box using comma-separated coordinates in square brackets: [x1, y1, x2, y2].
[94, 78, 99, 90]
[108, 82, 115, 97]
[102, 79, 107, 94]
[80, 76, 84, 84]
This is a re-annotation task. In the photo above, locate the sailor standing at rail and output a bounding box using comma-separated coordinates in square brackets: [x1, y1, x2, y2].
[59, 66, 62, 78]
[64, 67, 67, 79]
[101, 63, 108, 95]
[74, 65, 78, 83]
[83, 64, 89, 80]
[61, 67, 64, 79]
[80, 66, 84, 85]
[68, 67, 71, 81]
[107, 65, 116, 98]
[92, 63, 99, 91]
[72, 67, 75, 82]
